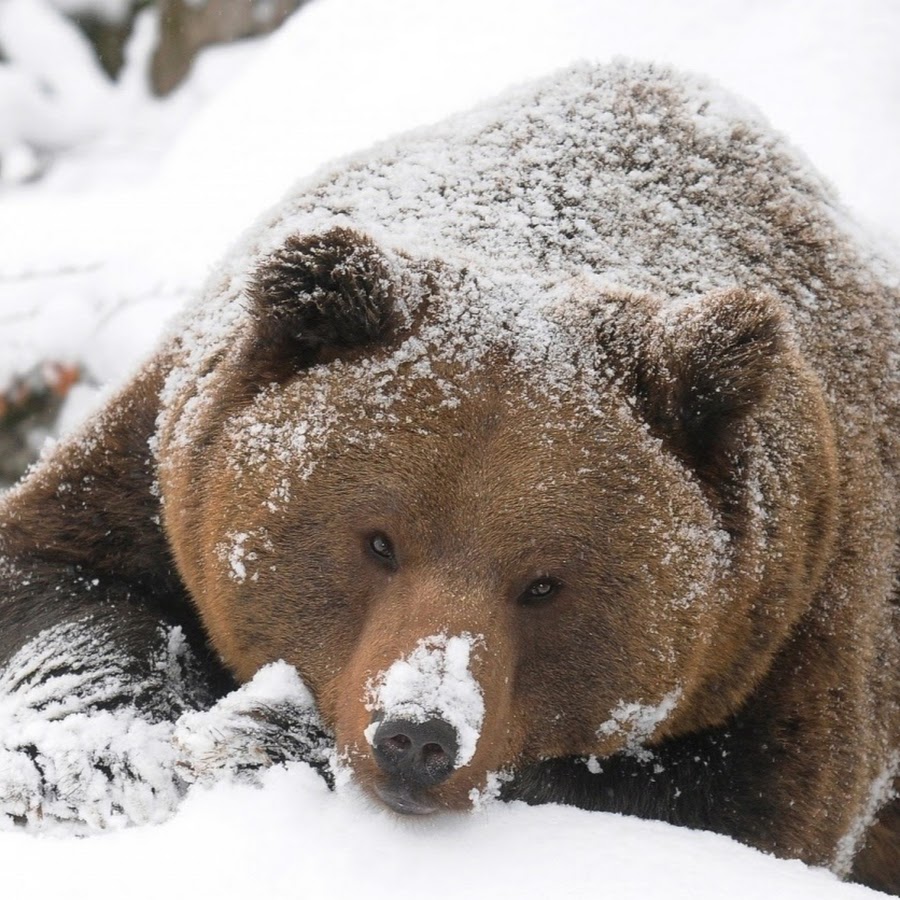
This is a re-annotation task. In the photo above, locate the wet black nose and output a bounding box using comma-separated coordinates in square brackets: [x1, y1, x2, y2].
[371, 718, 459, 787]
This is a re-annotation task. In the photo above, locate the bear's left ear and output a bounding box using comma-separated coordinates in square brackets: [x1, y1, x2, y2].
[244, 227, 400, 382]
[636, 289, 792, 483]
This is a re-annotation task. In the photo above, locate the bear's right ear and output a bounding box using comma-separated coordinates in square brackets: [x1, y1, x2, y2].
[638, 291, 789, 482]
[244, 227, 400, 382]
[594, 287, 797, 493]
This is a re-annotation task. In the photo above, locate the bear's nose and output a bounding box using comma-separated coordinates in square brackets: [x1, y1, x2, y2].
[371, 717, 459, 787]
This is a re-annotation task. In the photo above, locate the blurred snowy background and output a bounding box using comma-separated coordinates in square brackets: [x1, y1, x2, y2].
[0, 1, 897, 897]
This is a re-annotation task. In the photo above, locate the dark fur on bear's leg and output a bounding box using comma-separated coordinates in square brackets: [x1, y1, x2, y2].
[0, 358, 228, 689]
[504, 727, 751, 832]
[0, 599, 221, 830]
[0, 363, 231, 830]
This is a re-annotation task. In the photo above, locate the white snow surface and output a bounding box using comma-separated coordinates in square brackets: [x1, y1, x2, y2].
[364, 633, 485, 769]
[0, 1, 898, 898]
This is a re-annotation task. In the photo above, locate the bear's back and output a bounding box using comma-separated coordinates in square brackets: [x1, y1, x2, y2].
[183, 62, 900, 423]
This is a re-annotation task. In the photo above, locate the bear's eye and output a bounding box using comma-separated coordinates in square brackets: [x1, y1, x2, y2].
[368, 533, 397, 568]
[519, 577, 561, 606]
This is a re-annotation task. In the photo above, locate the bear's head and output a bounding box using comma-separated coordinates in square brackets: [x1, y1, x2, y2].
[160, 227, 838, 814]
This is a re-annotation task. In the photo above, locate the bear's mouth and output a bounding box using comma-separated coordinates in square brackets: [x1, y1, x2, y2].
[373, 779, 440, 815]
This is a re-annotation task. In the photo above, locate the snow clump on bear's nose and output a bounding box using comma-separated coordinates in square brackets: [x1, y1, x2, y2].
[364, 633, 485, 768]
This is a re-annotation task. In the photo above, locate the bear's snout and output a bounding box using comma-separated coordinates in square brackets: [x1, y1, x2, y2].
[343, 631, 494, 814]
[371, 717, 459, 791]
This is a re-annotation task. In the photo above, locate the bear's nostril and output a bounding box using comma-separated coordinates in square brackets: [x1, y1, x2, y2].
[422, 742, 450, 779]
[382, 733, 412, 760]
[372, 718, 459, 788]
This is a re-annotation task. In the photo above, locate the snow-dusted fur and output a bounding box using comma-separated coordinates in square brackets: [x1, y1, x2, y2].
[0, 618, 327, 833]
[0, 61, 897, 893]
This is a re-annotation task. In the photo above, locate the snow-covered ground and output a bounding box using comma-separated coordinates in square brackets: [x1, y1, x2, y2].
[0, 767, 885, 900]
[0, 0, 897, 897]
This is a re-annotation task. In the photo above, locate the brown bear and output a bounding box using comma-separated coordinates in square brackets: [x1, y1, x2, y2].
[0, 61, 897, 892]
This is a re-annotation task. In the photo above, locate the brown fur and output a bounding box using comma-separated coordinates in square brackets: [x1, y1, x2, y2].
[1, 62, 897, 891]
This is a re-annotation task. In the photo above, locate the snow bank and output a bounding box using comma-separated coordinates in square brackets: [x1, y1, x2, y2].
[0, 761, 883, 900]
[0, 0, 113, 167]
